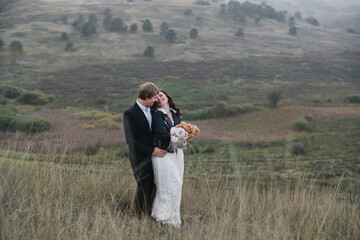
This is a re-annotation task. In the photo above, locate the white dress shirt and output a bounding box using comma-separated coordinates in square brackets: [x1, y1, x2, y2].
[136, 99, 152, 130]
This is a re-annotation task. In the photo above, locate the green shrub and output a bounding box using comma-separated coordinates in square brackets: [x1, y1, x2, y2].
[0, 108, 52, 133]
[311, 98, 321, 104]
[0, 85, 25, 99]
[289, 142, 305, 155]
[17, 91, 50, 105]
[345, 94, 360, 103]
[83, 144, 101, 156]
[292, 117, 308, 131]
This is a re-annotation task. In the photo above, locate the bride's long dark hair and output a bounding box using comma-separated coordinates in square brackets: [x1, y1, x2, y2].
[151, 90, 182, 116]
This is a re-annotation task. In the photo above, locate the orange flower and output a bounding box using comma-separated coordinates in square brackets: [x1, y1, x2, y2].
[174, 121, 200, 142]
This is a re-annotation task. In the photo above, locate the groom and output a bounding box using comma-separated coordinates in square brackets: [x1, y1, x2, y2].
[123, 82, 167, 216]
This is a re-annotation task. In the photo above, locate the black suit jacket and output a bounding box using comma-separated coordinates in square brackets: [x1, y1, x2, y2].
[123, 102, 154, 172]
[152, 109, 182, 153]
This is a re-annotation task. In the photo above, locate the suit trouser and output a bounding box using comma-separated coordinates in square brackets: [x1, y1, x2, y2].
[131, 157, 156, 216]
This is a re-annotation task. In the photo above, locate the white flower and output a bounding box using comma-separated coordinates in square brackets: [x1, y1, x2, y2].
[171, 136, 179, 143]
[170, 127, 177, 135]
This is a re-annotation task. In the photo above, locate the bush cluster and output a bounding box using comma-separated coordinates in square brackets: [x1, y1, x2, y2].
[345, 94, 360, 103]
[0, 85, 55, 105]
[0, 107, 52, 133]
[74, 110, 122, 130]
[289, 142, 305, 155]
[292, 115, 313, 132]
[182, 101, 258, 120]
[220, 1, 286, 22]
[0, 85, 25, 99]
[17, 91, 50, 105]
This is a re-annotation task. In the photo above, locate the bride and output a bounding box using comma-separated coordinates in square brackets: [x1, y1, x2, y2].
[151, 90, 184, 227]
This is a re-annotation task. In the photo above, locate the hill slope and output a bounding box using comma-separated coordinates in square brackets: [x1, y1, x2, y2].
[0, 0, 359, 110]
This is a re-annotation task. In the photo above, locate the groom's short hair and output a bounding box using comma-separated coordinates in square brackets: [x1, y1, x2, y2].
[138, 82, 159, 100]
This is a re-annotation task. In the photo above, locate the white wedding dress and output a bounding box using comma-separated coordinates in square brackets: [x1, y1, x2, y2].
[151, 149, 184, 227]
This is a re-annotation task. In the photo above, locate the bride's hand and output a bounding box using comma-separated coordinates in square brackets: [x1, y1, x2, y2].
[183, 141, 187, 147]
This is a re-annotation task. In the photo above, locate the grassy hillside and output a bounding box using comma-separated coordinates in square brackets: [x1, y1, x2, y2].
[0, 0, 359, 111]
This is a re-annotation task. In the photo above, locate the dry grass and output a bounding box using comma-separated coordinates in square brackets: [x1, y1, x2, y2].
[0, 144, 358, 239]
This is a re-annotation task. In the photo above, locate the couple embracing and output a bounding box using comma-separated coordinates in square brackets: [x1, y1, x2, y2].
[123, 82, 184, 227]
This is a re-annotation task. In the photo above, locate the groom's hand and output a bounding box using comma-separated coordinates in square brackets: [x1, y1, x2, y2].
[153, 147, 167, 158]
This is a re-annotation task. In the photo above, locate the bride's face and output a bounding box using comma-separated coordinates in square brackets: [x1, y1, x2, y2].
[157, 92, 168, 107]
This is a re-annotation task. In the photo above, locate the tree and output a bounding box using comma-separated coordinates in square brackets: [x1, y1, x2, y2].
[72, 14, 85, 31]
[82, 22, 97, 36]
[190, 28, 198, 39]
[306, 16, 319, 26]
[288, 26, 297, 36]
[103, 15, 112, 30]
[143, 46, 155, 58]
[130, 23, 138, 33]
[183, 9, 193, 16]
[294, 11, 302, 19]
[160, 22, 169, 36]
[9, 40, 24, 64]
[235, 28, 244, 37]
[255, 17, 261, 24]
[268, 90, 282, 107]
[165, 29, 177, 42]
[89, 14, 97, 25]
[142, 19, 153, 32]
[109, 17, 127, 33]
[65, 42, 75, 52]
[60, 32, 69, 41]
[289, 16, 295, 27]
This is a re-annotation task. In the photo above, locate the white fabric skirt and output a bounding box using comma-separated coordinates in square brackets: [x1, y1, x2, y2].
[151, 149, 184, 227]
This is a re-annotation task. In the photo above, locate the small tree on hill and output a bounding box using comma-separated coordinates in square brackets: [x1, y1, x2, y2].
[255, 17, 261, 24]
[306, 16, 319, 26]
[60, 32, 69, 41]
[142, 19, 153, 32]
[65, 42, 75, 52]
[160, 22, 169, 36]
[289, 16, 295, 27]
[82, 22, 97, 36]
[190, 28, 198, 39]
[289, 26, 297, 36]
[235, 28, 244, 37]
[165, 29, 177, 42]
[144, 46, 155, 58]
[89, 14, 97, 25]
[268, 90, 282, 107]
[9, 40, 24, 64]
[130, 23, 138, 33]
[294, 11, 302, 19]
[103, 15, 112, 30]
[72, 14, 85, 31]
[110, 17, 127, 33]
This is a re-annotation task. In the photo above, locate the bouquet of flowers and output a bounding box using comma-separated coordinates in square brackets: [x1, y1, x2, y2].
[170, 121, 200, 150]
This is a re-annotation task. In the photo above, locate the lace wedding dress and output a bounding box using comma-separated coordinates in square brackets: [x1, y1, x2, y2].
[151, 149, 184, 227]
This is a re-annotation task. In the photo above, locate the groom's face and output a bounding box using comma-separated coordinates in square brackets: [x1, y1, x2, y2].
[144, 94, 158, 107]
